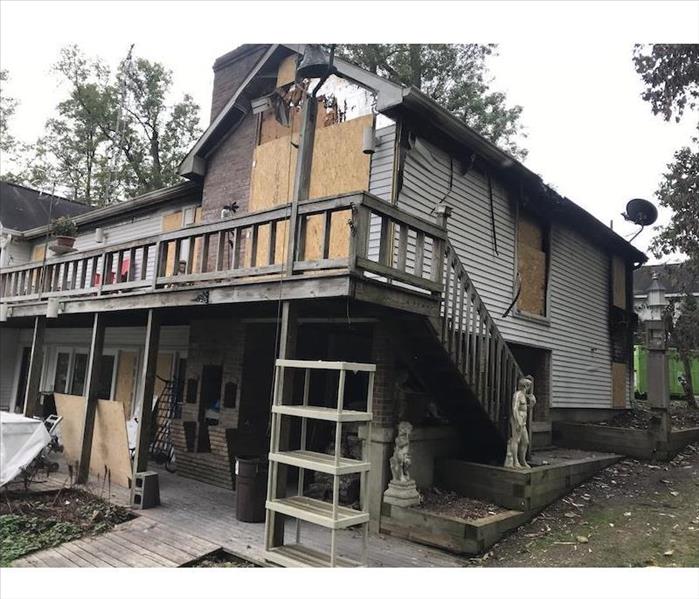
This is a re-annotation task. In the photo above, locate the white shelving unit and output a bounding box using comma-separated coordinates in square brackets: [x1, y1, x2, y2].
[264, 359, 375, 568]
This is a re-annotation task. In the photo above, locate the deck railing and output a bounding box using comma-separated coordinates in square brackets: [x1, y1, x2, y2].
[0, 192, 446, 305]
[437, 241, 524, 437]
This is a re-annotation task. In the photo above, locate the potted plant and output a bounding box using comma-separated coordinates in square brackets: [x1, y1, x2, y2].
[50, 216, 78, 248]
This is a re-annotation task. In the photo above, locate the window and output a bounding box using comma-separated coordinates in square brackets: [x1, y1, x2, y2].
[70, 353, 88, 395]
[53, 352, 71, 393]
[96, 354, 116, 400]
[516, 209, 550, 318]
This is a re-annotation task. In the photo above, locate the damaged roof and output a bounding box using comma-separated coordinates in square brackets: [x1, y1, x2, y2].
[180, 43, 647, 265]
[0, 181, 93, 232]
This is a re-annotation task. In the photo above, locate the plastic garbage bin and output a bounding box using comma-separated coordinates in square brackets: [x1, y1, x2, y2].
[235, 456, 268, 522]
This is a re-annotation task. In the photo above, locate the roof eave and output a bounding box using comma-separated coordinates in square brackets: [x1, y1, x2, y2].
[20, 181, 202, 240]
[392, 87, 648, 265]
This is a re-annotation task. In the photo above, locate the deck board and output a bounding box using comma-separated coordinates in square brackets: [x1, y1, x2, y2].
[10, 465, 466, 568]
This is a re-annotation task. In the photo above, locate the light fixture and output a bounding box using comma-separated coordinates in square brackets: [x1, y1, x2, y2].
[296, 45, 336, 80]
[95, 227, 105, 244]
[362, 125, 381, 155]
[46, 297, 60, 318]
[0, 304, 10, 322]
[646, 271, 668, 321]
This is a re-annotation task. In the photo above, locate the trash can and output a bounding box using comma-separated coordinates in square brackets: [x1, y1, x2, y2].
[235, 456, 268, 522]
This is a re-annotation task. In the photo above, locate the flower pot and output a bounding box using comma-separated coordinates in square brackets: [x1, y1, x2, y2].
[54, 236, 76, 248]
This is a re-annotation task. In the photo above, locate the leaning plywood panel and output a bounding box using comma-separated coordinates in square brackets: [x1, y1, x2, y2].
[55, 393, 132, 487]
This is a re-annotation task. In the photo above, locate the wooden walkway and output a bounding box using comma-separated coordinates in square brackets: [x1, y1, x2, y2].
[9, 466, 468, 568]
[12, 517, 220, 568]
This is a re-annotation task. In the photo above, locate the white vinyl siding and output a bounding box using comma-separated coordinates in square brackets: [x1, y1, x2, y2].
[397, 136, 621, 409]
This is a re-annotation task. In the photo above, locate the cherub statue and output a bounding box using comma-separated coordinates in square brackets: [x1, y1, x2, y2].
[504, 376, 536, 469]
[389, 421, 413, 482]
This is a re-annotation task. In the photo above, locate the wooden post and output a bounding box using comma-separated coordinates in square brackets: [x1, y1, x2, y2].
[22, 316, 46, 418]
[431, 204, 452, 286]
[77, 312, 106, 484]
[270, 300, 298, 547]
[131, 309, 161, 480]
[285, 93, 317, 276]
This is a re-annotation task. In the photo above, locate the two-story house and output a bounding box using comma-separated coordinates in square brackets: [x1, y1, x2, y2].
[0, 44, 646, 536]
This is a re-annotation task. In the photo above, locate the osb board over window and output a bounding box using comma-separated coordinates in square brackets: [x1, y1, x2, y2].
[612, 362, 627, 408]
[55, 393, 132, 487]
[517, 211, 548, 316]
[250, 113, 373, 263]
[114, 351, 139, 419]
[611, 255, 626, 309]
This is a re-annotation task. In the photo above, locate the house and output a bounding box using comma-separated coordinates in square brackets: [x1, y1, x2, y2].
[0, 181, 93, 268]
[0, 44, 647, 555]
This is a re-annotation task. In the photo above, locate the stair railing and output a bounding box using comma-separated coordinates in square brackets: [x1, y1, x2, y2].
[436, 239, 525, 438]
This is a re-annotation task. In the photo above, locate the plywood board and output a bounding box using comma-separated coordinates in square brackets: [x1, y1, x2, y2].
[31, 245, 46, 262]
[277, 54, 297, 87]
[612, 362, 627, 408]
[114, 351, 139, 419]
[518, 212, 544, 250]
[612, 255, 626, 309]
[54, 393, 132, 487]
[250, 113, 372, 209]
[250, 114, 371, 262]
[155, 353, 174, 399]
[162, 211, 183, 276]
[517, 244, 547, 316]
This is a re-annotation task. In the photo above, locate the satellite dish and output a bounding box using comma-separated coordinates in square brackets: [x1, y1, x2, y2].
[623, 198, 658, 227]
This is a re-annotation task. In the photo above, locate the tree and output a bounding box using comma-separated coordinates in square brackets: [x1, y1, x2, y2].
[23, 45, 202, 205]
[0, 69, 17, 155]
[338, 44, 527, 160]
[634, 44, 699, 406]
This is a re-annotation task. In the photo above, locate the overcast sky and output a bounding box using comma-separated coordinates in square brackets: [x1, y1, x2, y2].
[1, 1, 697, 262]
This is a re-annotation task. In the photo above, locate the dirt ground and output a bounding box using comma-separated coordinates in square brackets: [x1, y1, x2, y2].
[0, 488, 131, 566]
[418, 488, 505, 520]
[466, 443, 699, 567]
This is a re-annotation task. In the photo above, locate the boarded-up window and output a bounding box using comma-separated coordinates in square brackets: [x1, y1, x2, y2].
[517, 210, 549, 316]
[611, 255, 626, 309]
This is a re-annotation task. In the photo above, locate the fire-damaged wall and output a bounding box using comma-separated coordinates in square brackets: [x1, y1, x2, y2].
[173, 318, 245, 489]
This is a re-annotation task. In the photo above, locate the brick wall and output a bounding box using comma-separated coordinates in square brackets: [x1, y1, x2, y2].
[371, 322, 398, 427]
[201, 112, 257, 223]
[174, 318, 245, 489]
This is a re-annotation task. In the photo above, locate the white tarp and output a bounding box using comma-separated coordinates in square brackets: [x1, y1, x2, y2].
[0, 412, 51, 487]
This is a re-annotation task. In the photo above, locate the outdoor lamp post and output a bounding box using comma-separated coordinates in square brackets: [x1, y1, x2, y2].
[645, 272, 671, 456]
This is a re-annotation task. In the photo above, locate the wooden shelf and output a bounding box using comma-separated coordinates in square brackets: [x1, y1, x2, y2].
[272, 404, 372, 423]
[269, 449, 370, 475]
[266, 495, 369, 530]
[265, 543, 362, 568]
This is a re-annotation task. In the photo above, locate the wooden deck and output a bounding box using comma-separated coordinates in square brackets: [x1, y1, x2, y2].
[9, 465, 468, 568]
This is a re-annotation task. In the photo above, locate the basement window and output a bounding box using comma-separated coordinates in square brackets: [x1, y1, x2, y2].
[515, 208, 550, 319]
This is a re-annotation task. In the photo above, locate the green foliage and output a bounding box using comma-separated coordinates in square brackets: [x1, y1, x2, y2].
[634, 44, 699, 405]
[634, 44, 699, 268]
[338, 44, 526, 160]
[50, 216, 78, 237]
[0, 515, 82, 566]
[0, 69, 17, 155]
[18, 45, 201, 206]
[633, 44, 699, 123]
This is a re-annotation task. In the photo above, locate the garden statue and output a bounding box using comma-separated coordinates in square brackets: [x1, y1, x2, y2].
[504, 376, 536, 469]
[383, 421, 421, 507]
[389, 421, 413, 482]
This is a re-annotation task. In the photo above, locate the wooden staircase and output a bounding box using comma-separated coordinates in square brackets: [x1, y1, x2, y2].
[397, 240, 525, 463]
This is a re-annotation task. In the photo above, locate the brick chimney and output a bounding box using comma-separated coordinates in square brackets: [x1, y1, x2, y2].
[209, 44, 270, 123]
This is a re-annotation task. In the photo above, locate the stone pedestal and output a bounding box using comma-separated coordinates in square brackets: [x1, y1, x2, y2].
[383, 479, 420, 507]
